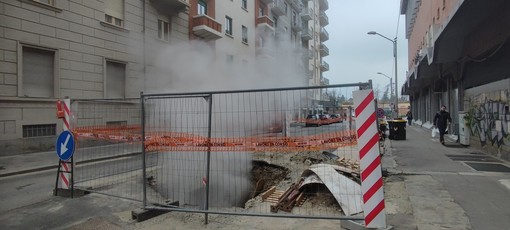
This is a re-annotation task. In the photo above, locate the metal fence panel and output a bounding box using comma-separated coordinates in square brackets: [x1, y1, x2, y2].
[71, 99, 143, 201]
[142, 84, 367, 220]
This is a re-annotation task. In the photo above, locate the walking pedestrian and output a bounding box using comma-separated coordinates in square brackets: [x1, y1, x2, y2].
[406, 109, 413, 126]
[433, 105, 452, 145]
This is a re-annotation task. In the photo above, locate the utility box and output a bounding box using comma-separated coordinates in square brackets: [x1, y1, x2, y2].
[458, 111, 470, 145]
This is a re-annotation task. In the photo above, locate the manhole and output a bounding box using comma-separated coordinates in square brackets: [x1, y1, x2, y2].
[464, 162, 510, 172]
[446, 155, 501, 163]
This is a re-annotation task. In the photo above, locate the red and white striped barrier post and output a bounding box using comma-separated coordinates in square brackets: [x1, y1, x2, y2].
[56, 98, 72, 190]
[353, 90, 386, 228]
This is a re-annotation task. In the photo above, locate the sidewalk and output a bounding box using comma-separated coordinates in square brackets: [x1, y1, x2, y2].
[382, 124, 510, 229]
[0, 143, 141, 178]
[0, 150, 59, 177]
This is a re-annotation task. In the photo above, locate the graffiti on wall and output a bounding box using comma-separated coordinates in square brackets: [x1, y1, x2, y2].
[467, 89, 510, 147]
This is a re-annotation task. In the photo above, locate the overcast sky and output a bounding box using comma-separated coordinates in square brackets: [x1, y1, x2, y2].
[324, 0, 408, 99]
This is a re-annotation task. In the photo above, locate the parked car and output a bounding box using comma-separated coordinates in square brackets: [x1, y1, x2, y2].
[330, 114, 343, 123]
[305, 114, 322, 127]
[319, 114, 334, 125]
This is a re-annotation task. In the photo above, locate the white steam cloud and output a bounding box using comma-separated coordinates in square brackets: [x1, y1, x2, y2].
[147, 38, 308, 93]
[148, 36, 308, 207]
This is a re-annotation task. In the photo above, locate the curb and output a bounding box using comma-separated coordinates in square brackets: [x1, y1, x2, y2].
[0, 151, 141, 178]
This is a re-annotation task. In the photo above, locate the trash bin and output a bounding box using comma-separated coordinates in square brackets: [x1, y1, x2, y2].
[388, 120, 406, 140]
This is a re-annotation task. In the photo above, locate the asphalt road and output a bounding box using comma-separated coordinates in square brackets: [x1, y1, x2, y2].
[0, 170, 55, 214]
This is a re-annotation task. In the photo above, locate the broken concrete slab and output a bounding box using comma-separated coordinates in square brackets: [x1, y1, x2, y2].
[301, 164, 363, 216]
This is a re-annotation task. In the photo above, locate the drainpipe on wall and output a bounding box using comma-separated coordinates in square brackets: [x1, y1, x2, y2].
[142, 0, 147, 92]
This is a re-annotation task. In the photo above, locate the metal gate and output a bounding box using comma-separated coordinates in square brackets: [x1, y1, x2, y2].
[140, 83, 370, 222]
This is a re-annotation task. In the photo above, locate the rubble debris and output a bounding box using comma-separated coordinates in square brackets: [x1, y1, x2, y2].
[270, 178, 305, 213]
[322, 150, 340, 160]
[337, 157, 360, 170]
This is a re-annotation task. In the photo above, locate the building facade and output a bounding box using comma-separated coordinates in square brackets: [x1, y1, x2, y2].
[0, 0, 329, 152]
[400, 0, 510, 159]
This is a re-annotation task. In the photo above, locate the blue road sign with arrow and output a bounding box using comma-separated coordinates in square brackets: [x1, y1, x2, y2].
[56, 130, 75, 161]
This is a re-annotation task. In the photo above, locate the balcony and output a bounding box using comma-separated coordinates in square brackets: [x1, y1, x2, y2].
[259, 0, 274, 4]
[320, 44, 329, 57]
[291, 18, 302, 32]
[320, 60, 329, 72]
[320, 76, 329, 86]
[192, 15, 222, 41]
[301, 8, 312, 21]
[271, 0, 285, 16]
[290, 0, 303, 10]
[150, 0, 189, 13]
[320, 28, 329, 42]
[301, 28, 312, 41]
[256, 15, 275, 32]
[319, 0, 328, 11]
[256, 46, 275, 58]
[319, 12, 329, 26]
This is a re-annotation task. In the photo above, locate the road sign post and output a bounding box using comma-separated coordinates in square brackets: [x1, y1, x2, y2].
[54, 98, 75, 197]
[56, 131, 75, 161]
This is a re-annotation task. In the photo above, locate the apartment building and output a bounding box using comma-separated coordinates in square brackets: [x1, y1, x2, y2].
[0, 0, 329, 152]
[400, 0, 510, 158]
[186, 0, 329, 92]
[0, 0, 189, 151]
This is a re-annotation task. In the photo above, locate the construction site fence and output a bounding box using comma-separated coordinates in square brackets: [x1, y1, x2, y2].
[139, 83, 370, 221]
[65, 83, 372, 222]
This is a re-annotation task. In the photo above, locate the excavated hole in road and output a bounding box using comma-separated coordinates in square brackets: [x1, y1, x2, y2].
[251, 160, 290, 195]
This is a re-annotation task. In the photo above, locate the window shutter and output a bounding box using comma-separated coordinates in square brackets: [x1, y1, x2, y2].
[105, 0, 123, 19]
[106, 61, 126, 98]
[23, 47, 54, 97]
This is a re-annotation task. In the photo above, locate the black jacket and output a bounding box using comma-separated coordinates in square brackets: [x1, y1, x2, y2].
[406, 111, 413, 119]
[434, 110, 452, 129]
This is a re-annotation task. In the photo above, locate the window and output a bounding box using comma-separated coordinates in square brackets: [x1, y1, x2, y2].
[292, 11, 297, 26]
[106, 60, 126, 98]
[106, 121, 127, 126]
[241, 0, 247, 9]
[284, 2, 288, 14]
[242, 26, 248, 44]
[198, 0, 207, 15]
[259, 5, 265, 16]
[22, 46, 55, 98]
[225, 16, 233, 36]
[33, 0, 54, 5]
[105, 0, 124, 27]
[23, 124, 56, 137]
[158, 19, 170, 41]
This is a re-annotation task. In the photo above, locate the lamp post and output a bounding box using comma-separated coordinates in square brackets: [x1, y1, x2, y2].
[368, 31, 398, 118]
[377, 72, 393, 104]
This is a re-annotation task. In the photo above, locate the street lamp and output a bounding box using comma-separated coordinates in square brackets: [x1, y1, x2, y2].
[368, 31, 398, 118]
[377, 72, 393, 103]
